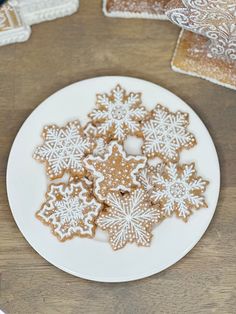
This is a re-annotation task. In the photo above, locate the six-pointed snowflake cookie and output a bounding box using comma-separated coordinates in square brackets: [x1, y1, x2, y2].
[68, 175, 93, 188]
[151, 163, 208, 221]
[96, 188, 161, 250]
[136, 163, 164, 192]
[141, 104, 196, 162]
[84, 142, 147, 201]
[84, 122, 109, 157]
[33, 120, 94, 180]
[88, 85, 147, 142]
[36, 181, 102, 241]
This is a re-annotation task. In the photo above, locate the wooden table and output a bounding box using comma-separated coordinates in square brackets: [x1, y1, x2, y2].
[0, 1, 235, 313]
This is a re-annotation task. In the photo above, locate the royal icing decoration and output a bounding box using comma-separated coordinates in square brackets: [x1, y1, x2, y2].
[151, 162, 208, 221]
[18, 0, 79, 25]
[0, 0, 79, 46]
[166, 0, 236, 62]
[68, 175, 93, 187]
[103, 0, 169, 20]
[84, 122, 108, 157]
[36, 181, 102, 241]
[96, 188, 161, 250]
[88, 85, 147, 142]
[141, 104, 196, 162]
[172, 30, 236, 91]
[0, 1, 31, 46]
[137, 163, 164, 192]
[33, 120, 94, 180]
[84, 142, 147, 201]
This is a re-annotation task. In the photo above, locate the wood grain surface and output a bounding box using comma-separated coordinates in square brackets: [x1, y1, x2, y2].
[0, 1, 235, 313]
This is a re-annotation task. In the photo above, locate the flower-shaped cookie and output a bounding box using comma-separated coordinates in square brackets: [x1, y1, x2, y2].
[151, 162, 208, 221]
[88, 85, 147, 142]
[84, 142, 147, 201]
[33, 120, 94, 180]
[36, 181, 102, 241]
[97, 188, 161, 250]
[141, 104, 196, 162]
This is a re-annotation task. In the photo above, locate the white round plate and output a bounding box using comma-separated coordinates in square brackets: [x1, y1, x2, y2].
[7, 76, 220, 282]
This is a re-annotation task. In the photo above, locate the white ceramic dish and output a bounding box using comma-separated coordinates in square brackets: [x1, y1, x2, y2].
[7, 76, 220, 282]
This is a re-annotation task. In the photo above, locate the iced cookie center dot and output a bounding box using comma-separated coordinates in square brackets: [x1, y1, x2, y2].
[169, 183, 186, 199]
[111, 105, 127, 120]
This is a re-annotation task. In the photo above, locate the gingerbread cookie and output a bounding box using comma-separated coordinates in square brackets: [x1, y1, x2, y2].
[103, 0, 169, 20]
[151, 162, 208, 221]
[166, 0, 236, 89]
[172, 30, 236, 90]
[84, 122, 108, 157]
[88, 85, 147, 142]
[141, 104, 196, 162]
[166, 0, 236, 45]
[18, 0, 79, 25]
[84, 141, 147, 201]
[36, 181, 102, 241]
[96, 188, 161, 250]
[68, 175, 93, 187]
[33, 120, 94, 180]
[0, 1, 31, 46]
[136, 163, 164, 192]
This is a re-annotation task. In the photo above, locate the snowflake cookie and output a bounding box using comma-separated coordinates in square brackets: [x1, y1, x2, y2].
[88, 85, 147, 142]
[68, 175, 93, 187]
[84, 122, 108, 157]
[84, 142, 147, 201]
[141, 104, 196, 162]
[151, 163, 208, 221]
[33, 120, 94, 180]
[136, 163, 164, 192]
[36, 181, 102, 241]
[96, 188, 161, 250]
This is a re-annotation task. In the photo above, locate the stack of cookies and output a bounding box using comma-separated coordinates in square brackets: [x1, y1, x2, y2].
[33, 85, 208, 250]
[103, 0, 236, 90]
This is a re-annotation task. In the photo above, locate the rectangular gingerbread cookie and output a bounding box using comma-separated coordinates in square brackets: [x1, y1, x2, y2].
[172, 30, 236, 91]
[18, 0, 79, 25]
[0, 2, 31, 46]
[103, 0, 169, 20]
